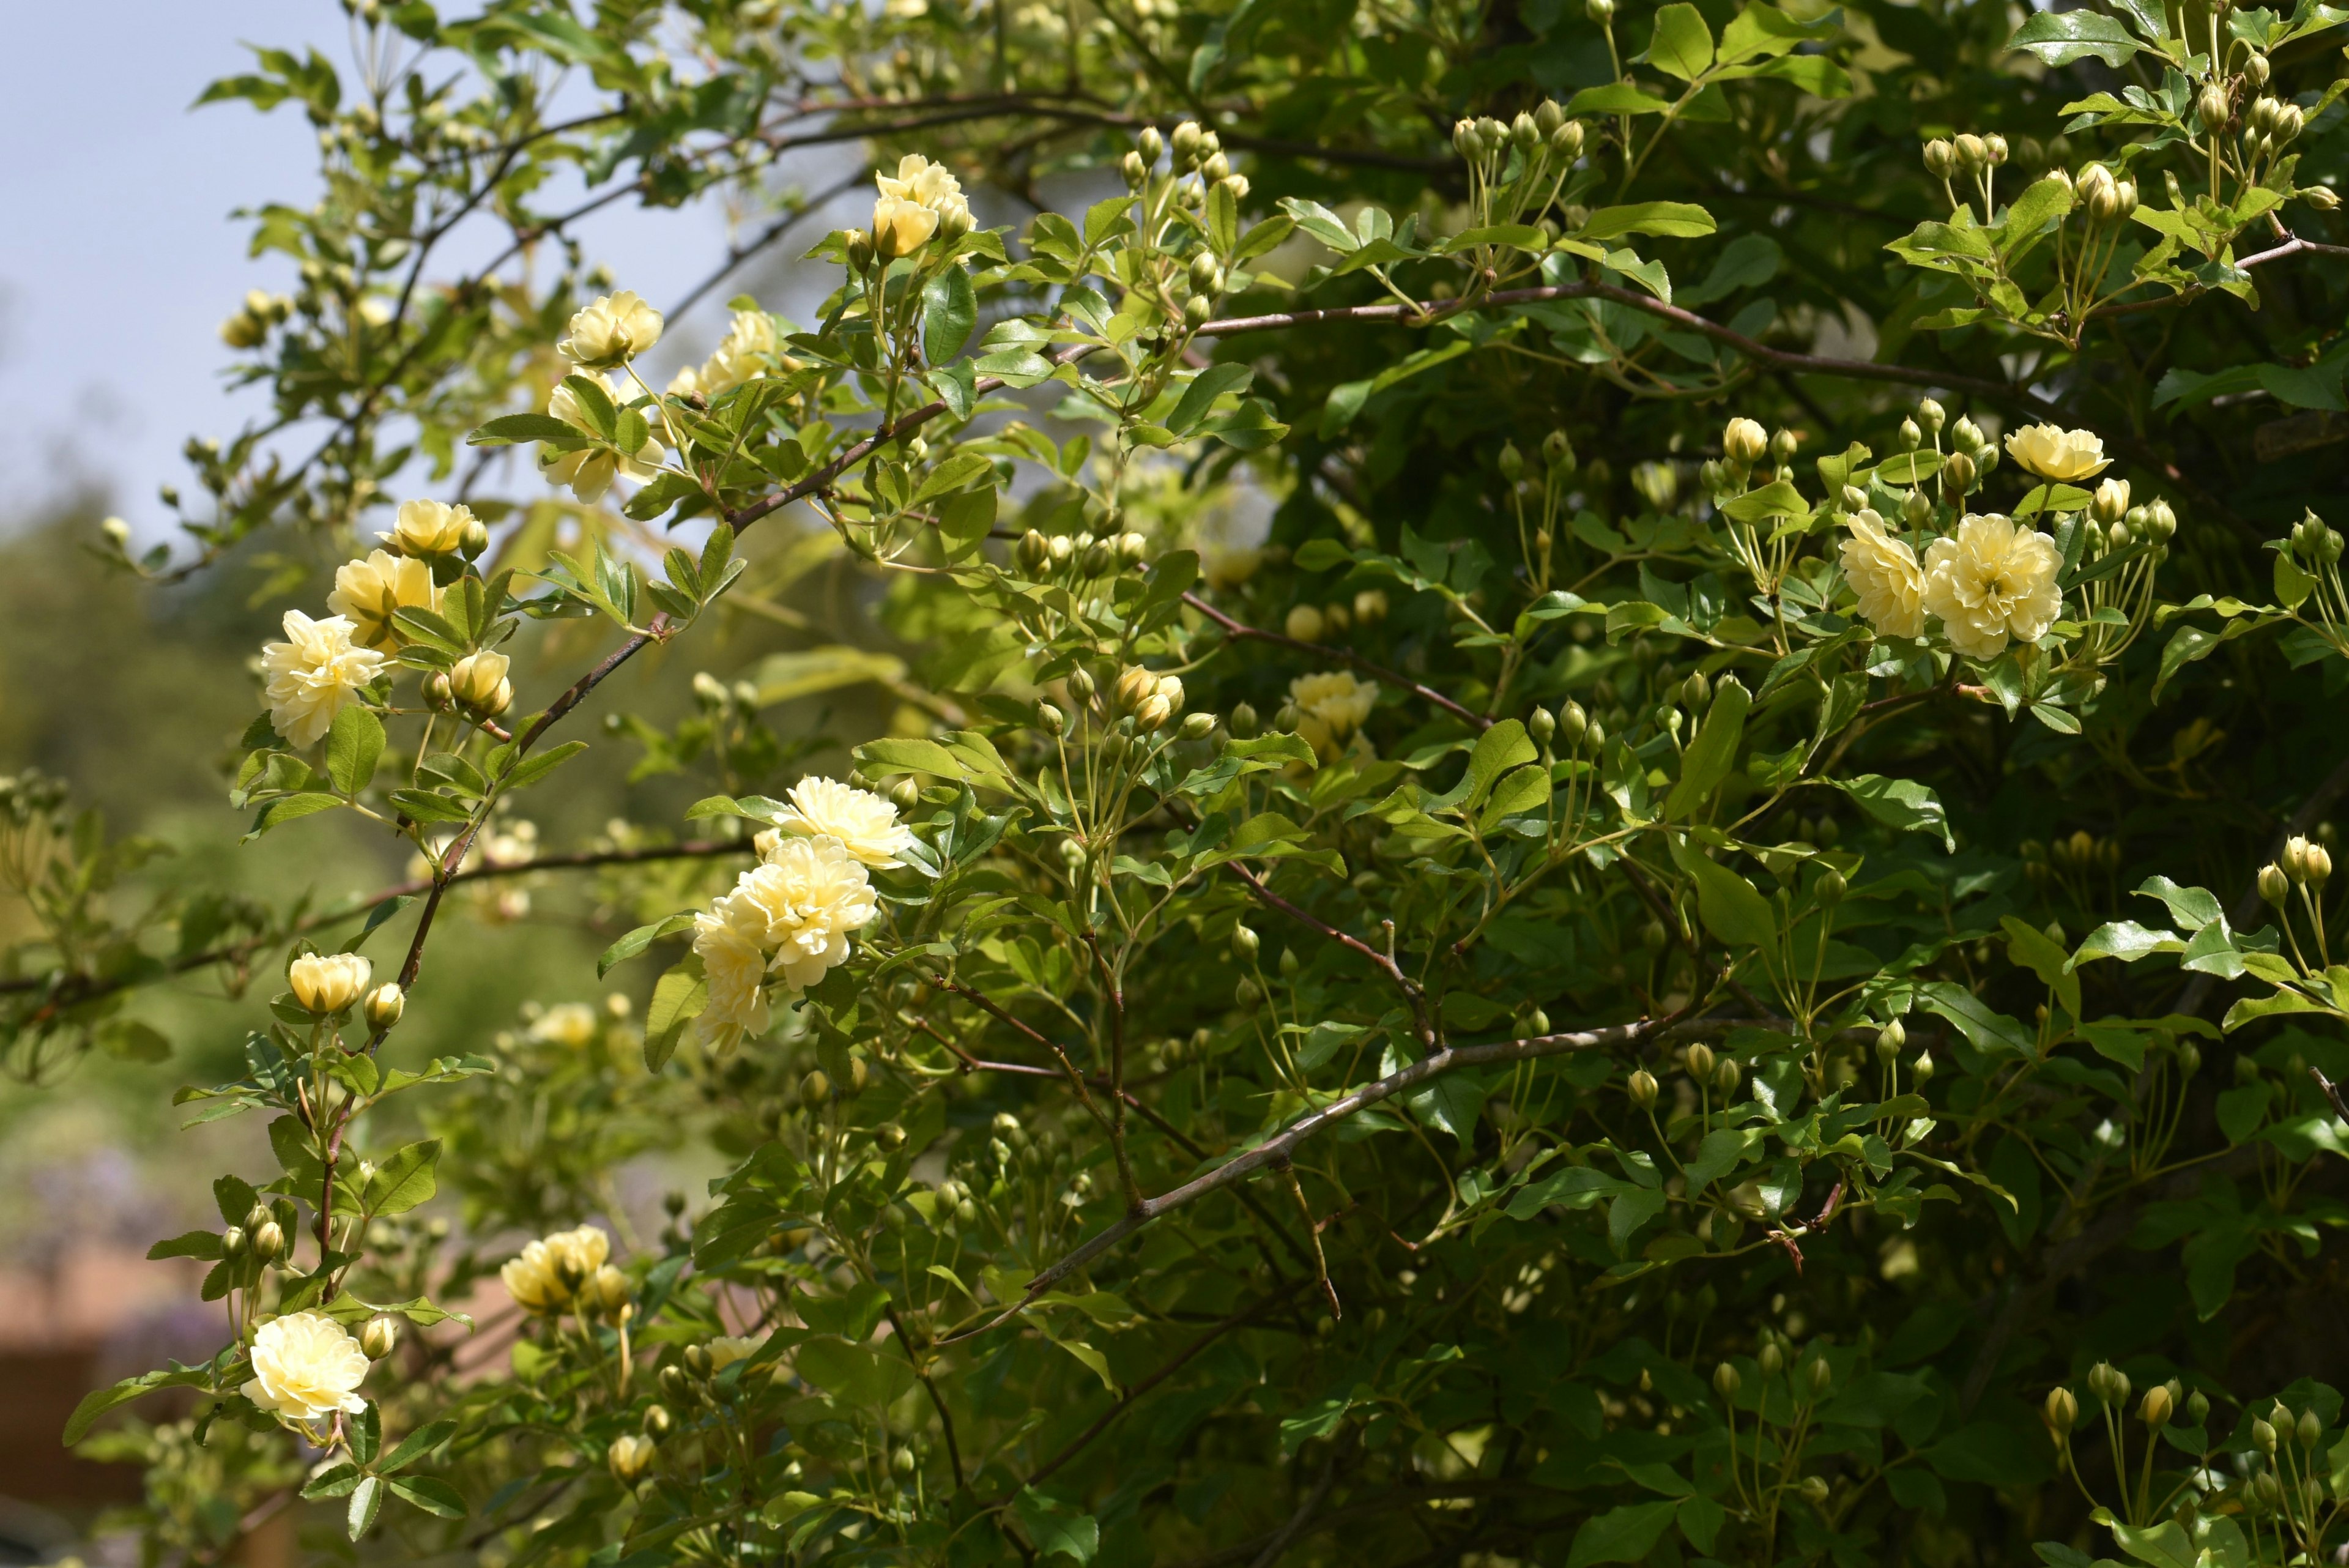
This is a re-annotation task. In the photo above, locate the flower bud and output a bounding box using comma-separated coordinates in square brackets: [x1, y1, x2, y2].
[1628, 1068, 1659, 1109]
[2254, 1416, 2278, 1454]
[251, 1221, 287, 1265]
[1036, 700, 1066, 737]
[1806, 1358, 1833, 1395]
[2260, 863, 2291, 906]
[1228, 702, 1260, 740]
[1984, 133, 2009, 165]
[1232, 924, 1260, 961]
[1798, 1476, 1830, 1505]
[222, 1225, 248, 1260]
[1557, 699, 1589, 747]
[1715, 1361, 1742, 1399]
[1200, 150, 1230, 184]
[1586, 0, 1614, 20]
[1877, 1018, 1907, 1061]
[1714, 1057, 1742, 1096]
[449, 650, 513, 718]
[2307, 185, 2343, 210]
[2288, 834, 2333, 888]
[1285, 604, 1325, 643]
[609, 1433, 656, 1482]
[1118, 530, 1149, 568]
[1120, 150, 1148, 188]
[1528, 706, 1556, 747]
[2300, 1408, 2325, 1446]
[363, 982, 405, 1031]
[1758, 1341, 1784, 1376]
[1816, 866, 1847, 905]
[2186, 1389, 2209, 1426]
[1898, 417, 1922, 453]
[1080, 537, 1118, 577]
[1923, 138, 1956, 179]
[1913, 1050, 1936, 1083]
[800, 1069, 831, 1107]
[2091, 478, 2131, 526]
[290, 951, 373, 1017]
[1452, 119, 1483, 159]
[1955, 132, 1988, 169]
[1181, 711, 1217, 741]
[1723, 417, 1769, 466]
[1683, 1044, 1716, 1083]
[2139, 1385, 2173, 1427]
[2046, 1386, 2079, 1434]
[1499, 440, 1524, 481]
[1940, 450, 1978, 496]
[362, 1314, 400, 1360]
[1171, 120, 1203, 166]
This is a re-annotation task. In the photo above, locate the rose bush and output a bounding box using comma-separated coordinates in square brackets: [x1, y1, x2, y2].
[21, 1, 2349, 1565]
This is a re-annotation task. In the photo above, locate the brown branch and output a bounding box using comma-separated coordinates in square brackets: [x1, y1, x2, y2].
[1224, 859, 1433, 1050]
[931, 1011, 1675, 1342]
[1181, 592, 1491, 732]
[885, 1303, 967, 1491]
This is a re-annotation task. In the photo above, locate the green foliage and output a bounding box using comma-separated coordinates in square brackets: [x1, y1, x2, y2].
[32, 0, 2349, 1564]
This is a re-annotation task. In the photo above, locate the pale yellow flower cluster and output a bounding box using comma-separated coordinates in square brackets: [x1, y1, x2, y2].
[559, 290, 664, 370]
[529, 1002, 600, 1047]
[871, 154, 971, 260]
[542, 374, 662, 502]
[327, 549, 442, 652]
[242, 1311, 370, 1422]
[692, 831, 881, 1050]
[1923, 513, 2063, 660]
[501, 1225, 626, 1317]
[669, 308, 783, 400]
[1837, 511, 1925, 639]
[757, 776, 915, 868]
[380, 498, 475, 555]
[1290, 671, 1378, 760]
[262, 611, 385, 748]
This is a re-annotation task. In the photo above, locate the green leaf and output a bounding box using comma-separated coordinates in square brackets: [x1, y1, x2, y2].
[2008, 8, 2143, 64]
[501, 740, 588, 792]
[922, 265, 979, 364]
[362, 1140, 441, 1216]
[379, 1417, 459, 1474]
[349, 1473, 383, 1540]
[599, 912, 698, 978]
[64, 1364, 215, 1444]
[469, 412, 585, 447]
[645, 959, 708, 1071]
[325, 705, 385, 796]
[1014, 1489, 1100, 1562]
[1167, 364, 1254, 437]
[1567, 83, 1675, 115]
[1462, 719, 1538, 809]
[1836, 774, 1953, 851]
[1646, 3, 1715, 78]
[1664, 678, 1751, 819]
[1569, 1500, 1682, 1566]
[1668, 837, 1778, 948]
[386, 1474, 466, 1518]
[1579, 201, 1718, 242]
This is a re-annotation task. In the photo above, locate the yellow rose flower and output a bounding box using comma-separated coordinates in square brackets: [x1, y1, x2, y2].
[765, 777, 915, 869]
[692, 907, 773, 1052]
[381, 498, 474, 556]
[242, 1311, 370, 1422]
[289, 951, 372, 1016]
[1289, 670, 1378, 759]
[877, 153, 967, 215]
[705, 1335, 761, 1372]
[327, 549, 442, 651]
[529, 1002, 598, 1047]
[500, 1225, 612, 1315]
[1838, 510, 1926, 639]
[1921, 512, 2063, 660]
[262, 611, 385, 748]
[872, 194, 941, 260]
[2002, 423, 2110, 481]
[559, 290, 664, 368]
[540, 377, 663, 503]
[732, 836, 880, 992]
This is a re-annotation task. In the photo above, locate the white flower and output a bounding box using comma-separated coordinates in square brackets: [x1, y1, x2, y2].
[1838, 510, 1926, 639]
[766, 778, 915, 869]
[1922, 513, 2064, 660]
[262, 611, 384, 748]
[728, 835, 880, 992]
[530, 1002, 598, 1047]
[693, 907, 773, 1052]
[381, 498, 473, 555]
[540, 377, 662, 503]
[705, 1335, 761, 1372]
[1289, 670, 1378, 759]
[327, 549, 443, 651]
[500, 1225, 611, 1315]
[559, 290, 664, 368]
[289, 952, 372, 1016]
[242, 1311, 369, 1422]
[673, 309, 782, 401]
[2003, 423, 2110, 481]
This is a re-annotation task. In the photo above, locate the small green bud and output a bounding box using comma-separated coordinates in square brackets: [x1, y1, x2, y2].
[1628, 1068, 1659, 1109]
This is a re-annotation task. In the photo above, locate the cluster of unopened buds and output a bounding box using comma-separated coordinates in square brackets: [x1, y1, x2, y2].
[1704, 414, 1800, 496]
[1120, 119, 1251, 205]
[2286, 508, 2346, 566]
[2257, 833, 2333, 908]
[1014, 526, 1148, 581]
[1451, 99, 1584, 163]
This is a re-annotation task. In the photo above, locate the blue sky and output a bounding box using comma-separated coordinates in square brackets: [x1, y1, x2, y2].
[0, 4, 864, 542]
